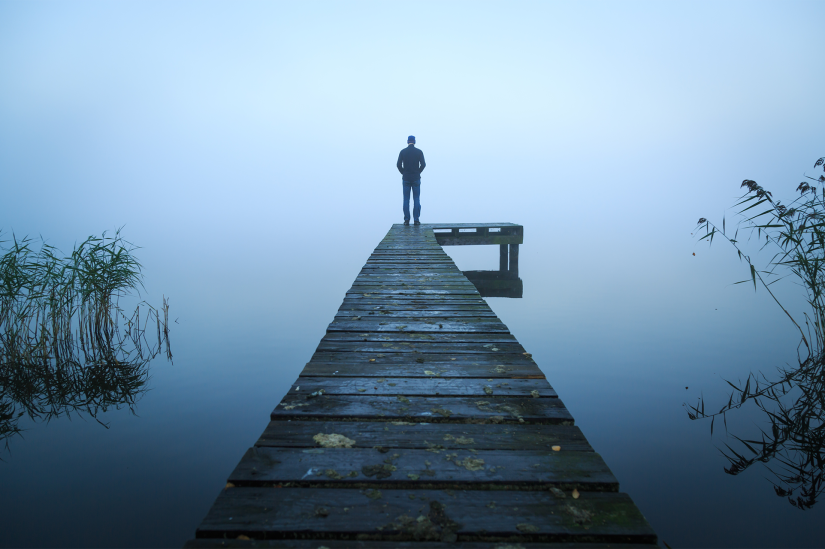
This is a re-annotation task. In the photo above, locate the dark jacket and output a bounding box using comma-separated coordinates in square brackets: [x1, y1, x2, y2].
[397, 144, 426, 182]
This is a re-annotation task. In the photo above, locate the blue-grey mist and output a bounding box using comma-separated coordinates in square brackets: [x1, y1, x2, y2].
[1, 1, 823, 547]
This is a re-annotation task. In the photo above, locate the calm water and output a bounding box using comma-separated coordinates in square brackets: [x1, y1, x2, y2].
[0, 219, 821, 548]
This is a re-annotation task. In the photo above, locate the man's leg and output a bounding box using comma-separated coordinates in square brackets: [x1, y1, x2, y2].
[412, 180, 421, 222]
[402, 180, 412, 222]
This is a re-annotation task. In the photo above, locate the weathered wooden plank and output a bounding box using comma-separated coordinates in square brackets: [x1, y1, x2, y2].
[352, 279, 474, 286]
[361, 264, 456, 267]
[339, 300, 492, 307]
[329, 319, 503, 327]
[366, 257, 455, 262]
[350, 283, 478, 290]
[370, 249, 450, 253]
[354, 281, 470, 286]
[327, 320, 510, 333]
[185, 540, 660, 548]
[357, 271, 464, 276]
[356, 273, 465, 278]
[352, 282, 473, 288]
[375, 239, 428, 242]
[339, 307, 494, 315]
[367, 254, 453, 265]
[228, 447, 617, 490]
[342, 300, 488, 308]
[370, 243, 446, 246]
[195, 488, 656, 543]
[365, 260, 453, 265]
[355, 273, 469, 279]
[348, 288, 479, 293]
[346, 290, 481, 297]
[369, 251, 447, 254]
[370, 254, 453, 258]
[289, 377, 557, 398]
[357, 266, 461, 270]
[357, 272, 465, 277]
[369, 254, 451, 259]
[346, 285, 481, 293]
[314, 341, 527, 354]
[309, 352, 534, 367]
[256, 421, 589, 451]
[359, 266, 461, 270]
[363, 264, 456, 269]
[365, 259, 451, 263]
[320, 332, 516, 343]
[373, 245, 443, 248]
[362, 264, 459, 269]
[332, 316, 500, 324]
[340, 300, 491, 309]
[335, 310, 498, 319]
[300, 362, 545, 379]
[354, 274, 471, 279]
[341, 317, 507, 326]
[345, 294, 486, 301]
[271, 395, 573, 424]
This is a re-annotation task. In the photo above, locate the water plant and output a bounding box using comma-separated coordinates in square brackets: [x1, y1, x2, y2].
[688, 156, 825, 509]
[0, 229, 172, 450]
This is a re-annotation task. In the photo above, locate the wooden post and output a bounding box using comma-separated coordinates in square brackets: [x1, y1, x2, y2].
[509, 243, 519, 277]
[499, 244, 508, 272]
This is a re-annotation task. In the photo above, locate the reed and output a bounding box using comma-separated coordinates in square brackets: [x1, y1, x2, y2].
[688, 156, 825, 509]
[0, 229, 171, 450]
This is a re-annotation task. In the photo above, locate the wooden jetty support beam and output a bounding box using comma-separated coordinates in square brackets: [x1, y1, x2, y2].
[184, 223, 657, 548]
[431, 223, 522, 278]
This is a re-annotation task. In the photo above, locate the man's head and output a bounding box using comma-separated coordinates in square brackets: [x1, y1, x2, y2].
[407, 135, 416, 144]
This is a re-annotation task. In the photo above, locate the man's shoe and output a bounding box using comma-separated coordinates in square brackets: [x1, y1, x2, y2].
[404, 220, 410, 225]
[414, 219, 420, 225]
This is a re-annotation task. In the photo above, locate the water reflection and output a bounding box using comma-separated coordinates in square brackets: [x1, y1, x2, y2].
[463, 269, 523, 298]
[0, 232, 172, 453]
[688, 356, 825, 509]
[689, 168, 825, 509]
[0, 354, 151, 448]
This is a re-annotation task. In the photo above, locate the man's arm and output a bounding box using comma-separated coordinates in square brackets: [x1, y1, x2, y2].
[418, 150, 426, 175]
[397, 151, 404, 174]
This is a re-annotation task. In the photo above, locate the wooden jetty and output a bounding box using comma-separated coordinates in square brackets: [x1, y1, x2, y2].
[184, 223, 657, 548]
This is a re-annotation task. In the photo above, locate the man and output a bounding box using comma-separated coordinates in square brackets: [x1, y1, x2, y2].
[396, 135, 426, 225]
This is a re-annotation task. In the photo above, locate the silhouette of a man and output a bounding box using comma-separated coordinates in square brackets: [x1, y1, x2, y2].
[396, 135, 426, 225]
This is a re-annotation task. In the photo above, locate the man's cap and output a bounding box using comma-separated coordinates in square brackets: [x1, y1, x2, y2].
[407, 135, 416, 143]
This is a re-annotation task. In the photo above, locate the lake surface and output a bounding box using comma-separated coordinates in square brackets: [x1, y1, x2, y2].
[0, 218, 821, 548]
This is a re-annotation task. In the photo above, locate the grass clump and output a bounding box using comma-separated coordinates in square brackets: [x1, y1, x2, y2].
[688, 156, 825, 509]
[0, 229, 171, 451]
